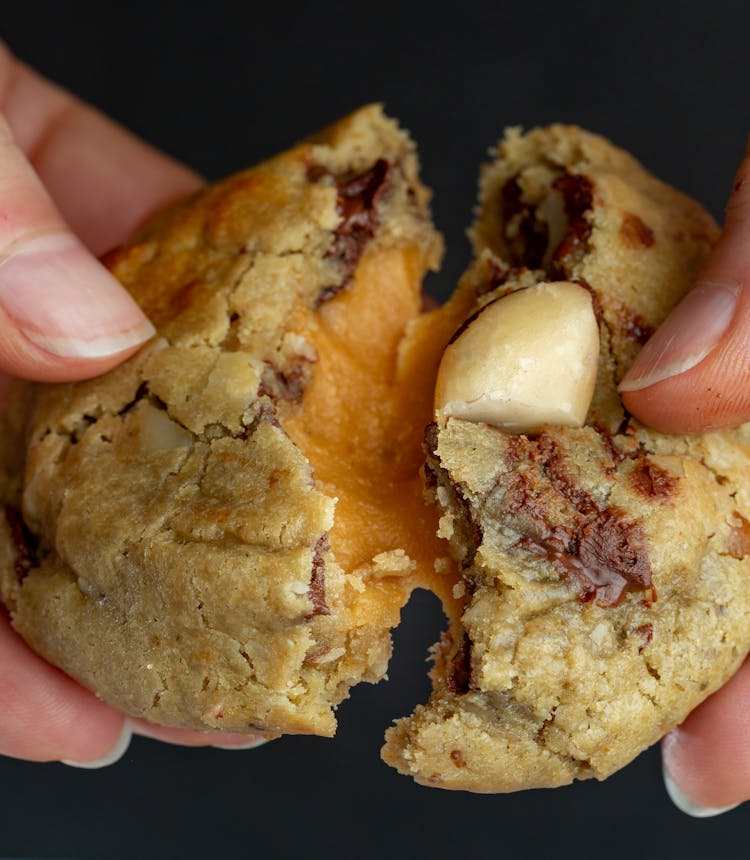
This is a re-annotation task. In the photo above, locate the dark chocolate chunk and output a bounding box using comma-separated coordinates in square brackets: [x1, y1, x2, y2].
[310, 159, 393, 304]
[449, 749, 467, 768]
[306, 534, 331, 619]
[4, 506, 39, 583]
[630, 459, 678, 499]
[620, 212, 655, 249]
[446, 632, 473, 695]
[550, 174, 594, 267]
[500, 177, 549, 269]
[501, 434, 653, 607]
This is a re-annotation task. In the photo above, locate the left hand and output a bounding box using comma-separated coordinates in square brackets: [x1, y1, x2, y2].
[0, 43, 265, 765]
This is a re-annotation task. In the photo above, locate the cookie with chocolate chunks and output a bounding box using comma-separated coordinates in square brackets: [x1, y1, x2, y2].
[1, 114, 748, 789]
[382, 125, 750, 791]
[0, 105, 442, 736]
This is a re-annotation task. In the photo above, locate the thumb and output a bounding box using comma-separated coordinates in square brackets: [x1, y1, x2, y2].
[619, 136, 750, 433]
[0, 114, 153, 383]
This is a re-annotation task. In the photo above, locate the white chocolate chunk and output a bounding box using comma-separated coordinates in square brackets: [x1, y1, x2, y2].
[434, 281, 599, 433]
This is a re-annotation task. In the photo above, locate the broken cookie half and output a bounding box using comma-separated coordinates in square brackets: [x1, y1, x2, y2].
[382, 125, 750, 790]
[0, 105, 447, 737]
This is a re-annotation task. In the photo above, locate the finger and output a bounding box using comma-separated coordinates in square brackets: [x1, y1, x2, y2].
[620, 136, 750, 433]
[0, 115, 157, 381]
[0, 611, 129, 765]
[0, 43, 201, 255]
[661, 658, 750, 816]
[131, 719, 272, 750]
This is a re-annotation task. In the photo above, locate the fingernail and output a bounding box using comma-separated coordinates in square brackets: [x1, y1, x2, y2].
[619, 280, 740, 393]
[213, 737, 270, 750]
[0, 233, 155, 359]
[663, 769, 741, 818]
[61, 719, 132, 770]
[130, 719, 273, 749]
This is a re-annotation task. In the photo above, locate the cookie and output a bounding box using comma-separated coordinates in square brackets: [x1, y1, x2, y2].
[381, 125, 750, 791]
[2, 115, 748, 791]
[0, 105, 444, 736]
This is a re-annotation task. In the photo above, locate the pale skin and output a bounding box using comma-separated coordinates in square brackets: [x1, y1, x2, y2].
[0, 45, 747, 807]
[0, 44, 263, 759]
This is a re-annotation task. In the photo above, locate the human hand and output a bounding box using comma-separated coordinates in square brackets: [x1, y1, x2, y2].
[0, 44, 266, 766]
[620, 138, 750, 816]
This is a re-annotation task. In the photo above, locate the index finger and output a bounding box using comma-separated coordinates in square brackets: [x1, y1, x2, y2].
[0, 42, 202, 254]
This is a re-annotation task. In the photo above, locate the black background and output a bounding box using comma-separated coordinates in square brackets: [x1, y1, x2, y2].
[2, 1, 749, 857]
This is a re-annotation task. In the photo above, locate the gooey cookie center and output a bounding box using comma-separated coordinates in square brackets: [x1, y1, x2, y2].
[282, 244, 474, 631]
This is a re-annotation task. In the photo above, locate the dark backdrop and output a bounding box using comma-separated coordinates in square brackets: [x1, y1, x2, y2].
[2, 2, 749, 858]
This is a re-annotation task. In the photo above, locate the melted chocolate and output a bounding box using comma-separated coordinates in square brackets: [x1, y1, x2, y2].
[311, 159, 393, 304]
[550, 174, 594, 267]
[4, 506, 39, 583]
[630, 459, 678, 499]
[446, 632, 473, 694]
[503, 434, 653, 607]
[306, 534, 331, 619]
[620, 212, 655, 249]
[496, 172, 593, 280]
[500, 177, 549, 269]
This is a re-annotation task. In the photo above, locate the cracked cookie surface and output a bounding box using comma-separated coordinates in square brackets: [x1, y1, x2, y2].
[0, 105, 442, 736]
[382, 125, 750, 791]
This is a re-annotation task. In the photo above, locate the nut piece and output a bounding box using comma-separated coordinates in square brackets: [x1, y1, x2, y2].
[434, 281, 599, 433]
[139, 402, 194, 453]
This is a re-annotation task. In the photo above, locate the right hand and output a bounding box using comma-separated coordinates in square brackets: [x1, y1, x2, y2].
[620, 136, 750, 816]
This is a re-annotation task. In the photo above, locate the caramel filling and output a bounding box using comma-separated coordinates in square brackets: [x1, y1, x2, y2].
[283, 245, 472, 630]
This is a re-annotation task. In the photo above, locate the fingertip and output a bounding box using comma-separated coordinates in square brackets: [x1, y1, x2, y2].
[0, 233, 154, 382]
[662, 763, 740, 818]
[621, 336, 750, 434]
[659, 660, 750, 812]
[0, 614, 131, 763]
[130, 718, 274, 749]
[620, 373, 721, 435]
[61, 718, 132, 769]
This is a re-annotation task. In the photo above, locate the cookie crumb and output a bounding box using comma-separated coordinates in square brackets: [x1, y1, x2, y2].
[434, 557, 451, 574]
